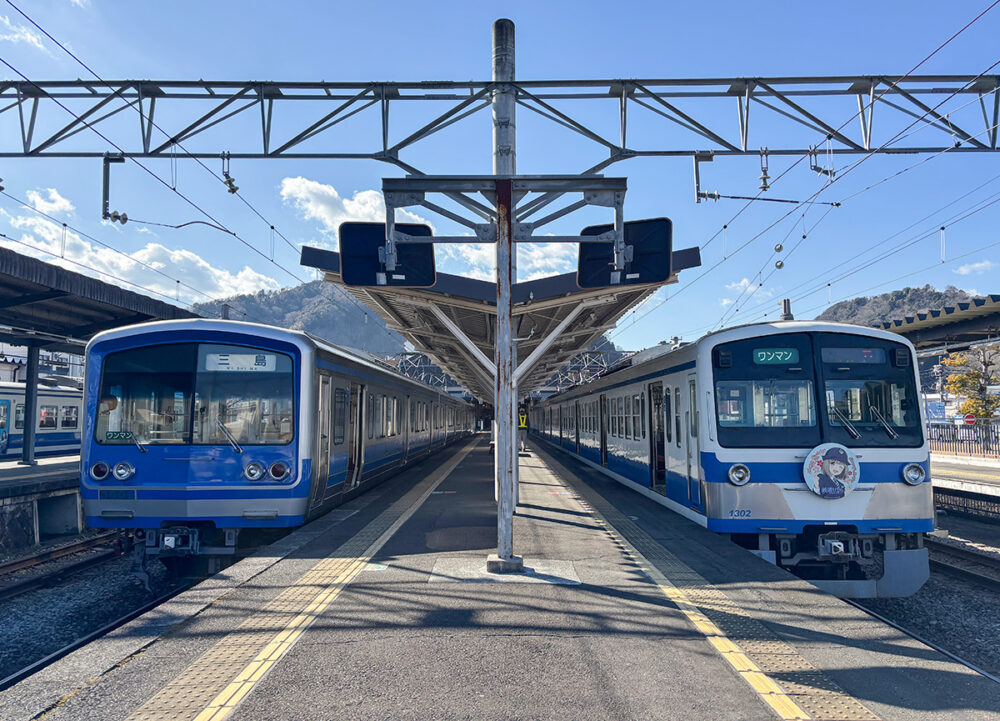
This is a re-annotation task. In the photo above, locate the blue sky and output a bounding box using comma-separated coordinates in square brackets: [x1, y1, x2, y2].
[1, 0, 999, 351]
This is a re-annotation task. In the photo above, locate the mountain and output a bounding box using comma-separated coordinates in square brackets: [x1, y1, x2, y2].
[191, 281, 406, 356]
[815, 285, 978, 327]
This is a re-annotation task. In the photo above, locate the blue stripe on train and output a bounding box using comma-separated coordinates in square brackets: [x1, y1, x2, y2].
[700, 453, 930, 484]
[84, 514, 306, 529]
[706, 517, 934, 534]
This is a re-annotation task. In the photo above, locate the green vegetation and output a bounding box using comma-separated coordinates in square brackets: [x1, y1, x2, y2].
[942, 345, 1000, 418]
[192, 281, 405, 355]
[815, 285, 975, 327]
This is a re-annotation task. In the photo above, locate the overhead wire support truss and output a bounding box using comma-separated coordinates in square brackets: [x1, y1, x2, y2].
[2, 76, 999, 159]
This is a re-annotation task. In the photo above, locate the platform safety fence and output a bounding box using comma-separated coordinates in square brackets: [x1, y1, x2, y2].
[927, 420, 1000, 459]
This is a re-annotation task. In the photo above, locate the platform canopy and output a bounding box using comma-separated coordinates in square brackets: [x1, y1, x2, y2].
[301, 245, 701, 402]
[877, 294, 1000, 351]
[0, 246, 197, 353]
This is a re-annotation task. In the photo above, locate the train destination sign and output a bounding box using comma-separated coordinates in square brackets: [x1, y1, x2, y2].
[206, 353, 277, 372]
[340, 221, 436, 288]
[753, 348, 800, 364]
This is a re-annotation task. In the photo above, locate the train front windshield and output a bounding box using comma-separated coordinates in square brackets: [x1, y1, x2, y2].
[95, 343, 295, 447]
[712, 332, 922, 448]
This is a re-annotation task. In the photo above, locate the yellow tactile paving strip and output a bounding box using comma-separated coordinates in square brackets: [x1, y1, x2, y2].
[126, 438, 479, 721]
[534, 445, 882, 721]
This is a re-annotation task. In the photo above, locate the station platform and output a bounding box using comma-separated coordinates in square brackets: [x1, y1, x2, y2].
[0, 455, 79, 498]
[931, 453, 1000, 496]
[3, 437, 999, 721]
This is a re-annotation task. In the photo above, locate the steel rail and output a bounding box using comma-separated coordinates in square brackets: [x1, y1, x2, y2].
[0, 579, 198, 692]
[925, 537, 1000, 592]
[0, 548, 119, 602]
[0, 531, 119, 577]
[845, 598, 1000, 686]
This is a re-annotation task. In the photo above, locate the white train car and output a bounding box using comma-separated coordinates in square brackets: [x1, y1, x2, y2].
[532, 320, 932, 598]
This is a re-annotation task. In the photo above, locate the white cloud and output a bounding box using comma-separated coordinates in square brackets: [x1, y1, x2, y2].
[69, 0, 90, 7]
[0, 15, 46, 52]
[4, 213, 279, 305]
[26, 188, 74, 216]
[953, 260, 996, 276]
[437, 241, 577, 282]
[280, 177, 430, 250]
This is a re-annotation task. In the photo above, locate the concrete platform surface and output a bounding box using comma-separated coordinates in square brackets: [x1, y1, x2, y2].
[0, 454, 79, 498]
[2, 436, 999, 721]
[932, 455, 1000, 496]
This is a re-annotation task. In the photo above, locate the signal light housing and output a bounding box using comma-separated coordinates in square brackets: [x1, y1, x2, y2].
[269, 461, 289, 480]
[90, 461, 110, 480]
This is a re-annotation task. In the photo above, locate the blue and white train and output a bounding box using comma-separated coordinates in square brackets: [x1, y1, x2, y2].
[0, 381, 82, 460]
[531, 320, 932, 598]
[80, 320, 474, 570]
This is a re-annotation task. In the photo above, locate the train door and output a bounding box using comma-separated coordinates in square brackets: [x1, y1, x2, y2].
[0, 399, 8, 454]
[404, 396, 411, 461]
[599, 394, 608, 466]
[312, 376, 333, 509]
[685, 375, 702, 509]
[347, 383, 364, 489]
[648, 382, 665, 494]
[574, 400, 580, 453]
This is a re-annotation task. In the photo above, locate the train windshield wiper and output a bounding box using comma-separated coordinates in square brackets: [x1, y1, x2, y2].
[215, 419, 243, 454]
[130, 431, 148, 453]
[869, 405, 899, 440]
[831, 406, 862, 439]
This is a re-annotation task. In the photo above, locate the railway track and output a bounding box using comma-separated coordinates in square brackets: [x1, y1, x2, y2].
[925, 536, 1000, 593]
[0, 579, 196, 692]
[0, 532, 124, 602]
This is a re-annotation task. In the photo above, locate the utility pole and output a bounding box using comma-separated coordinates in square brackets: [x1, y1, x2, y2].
[488, 18, 523, 573]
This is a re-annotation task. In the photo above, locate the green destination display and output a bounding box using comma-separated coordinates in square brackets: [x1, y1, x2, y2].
[753, 348, 799, 364]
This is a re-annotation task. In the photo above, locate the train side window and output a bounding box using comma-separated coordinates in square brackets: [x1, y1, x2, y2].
[393, 397, 400, 436]
[333, 389, 347, 445]
[15, 403, 24, 430]
[664, 388, 672, 443]
[674, 388, 682, 447]
[619, 397, 625, 438]
[367, 394, 375, 439]
[379, 395, 386, 438]
[39, 405, 57, 430]
[624, 395, 632, 439]
[635, 394, 644, 439]
[61, 405, 79, 429]
[689, 381, 698, 438]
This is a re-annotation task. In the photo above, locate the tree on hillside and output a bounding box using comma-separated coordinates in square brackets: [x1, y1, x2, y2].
[942, 344, 1000, 419]
[816, 284, 976, 326]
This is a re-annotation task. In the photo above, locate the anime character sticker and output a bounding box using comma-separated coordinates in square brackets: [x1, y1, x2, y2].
[802, 443, 860, 499]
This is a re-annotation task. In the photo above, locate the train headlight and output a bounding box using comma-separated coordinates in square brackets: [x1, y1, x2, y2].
[269, 461, 289, 480]
[728, 463, 751, 486]
[902, 463, 926, 485]
[244, 461, 266, 481]
[112, 461, 135, 481]
[90, 462, 110, 481]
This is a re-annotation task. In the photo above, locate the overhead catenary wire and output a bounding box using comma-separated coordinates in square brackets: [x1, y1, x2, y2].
[0, 57, 400, 344]
[714, 92, 1000, 329]
[697, 0, 1000, 253]
[610, 54, 1000, 343]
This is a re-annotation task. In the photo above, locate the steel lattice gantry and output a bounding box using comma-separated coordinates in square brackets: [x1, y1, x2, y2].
[1, 76, 999, 163]
[300, 244, 701, 402]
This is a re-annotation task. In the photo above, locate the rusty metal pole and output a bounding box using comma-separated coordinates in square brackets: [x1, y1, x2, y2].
[487, 18, 522, 573]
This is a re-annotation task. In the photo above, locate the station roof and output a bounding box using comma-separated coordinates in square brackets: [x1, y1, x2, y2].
[301, 245, 701, 401]
[0, 247, 198, 354]
[876, 294, 1000, 350]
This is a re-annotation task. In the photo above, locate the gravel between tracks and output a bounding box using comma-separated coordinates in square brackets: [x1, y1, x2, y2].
[0, 554, 173, 680]
[857, 514, 1000, 676]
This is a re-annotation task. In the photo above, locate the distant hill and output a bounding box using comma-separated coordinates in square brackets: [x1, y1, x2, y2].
[191, 281, 406, 356]
[815, 285, 978, 327]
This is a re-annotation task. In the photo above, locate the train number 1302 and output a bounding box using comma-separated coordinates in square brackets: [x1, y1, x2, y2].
[728, 509, 752, 518]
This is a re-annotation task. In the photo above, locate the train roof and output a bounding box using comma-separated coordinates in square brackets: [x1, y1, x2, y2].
[537, 319, 915, 404]
[0, 380, 82, 393]
[86, 319, 472, 403]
